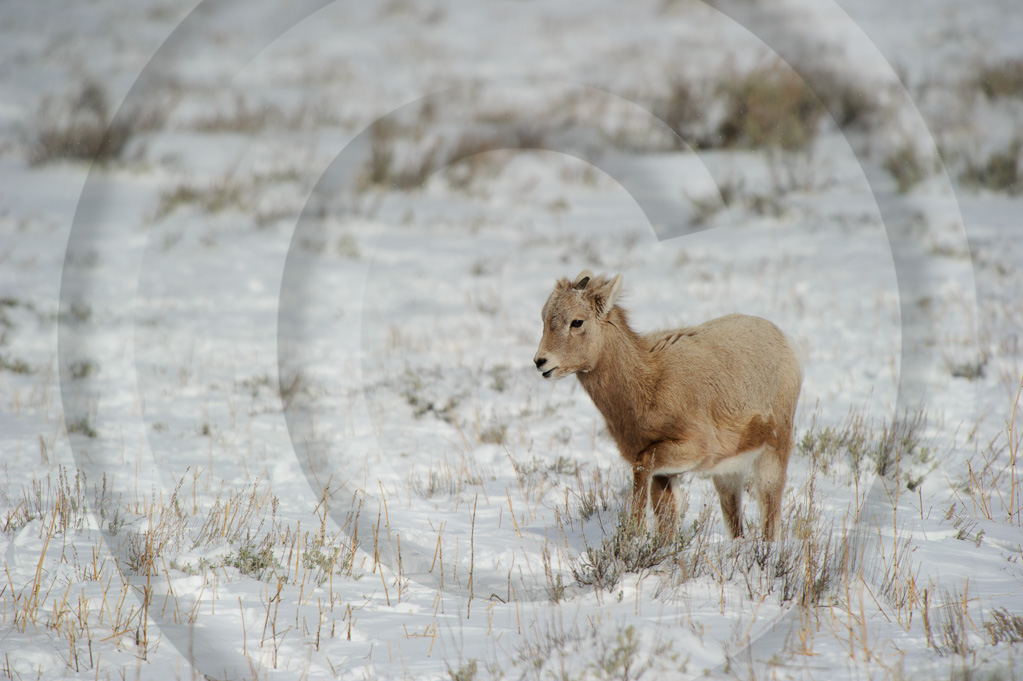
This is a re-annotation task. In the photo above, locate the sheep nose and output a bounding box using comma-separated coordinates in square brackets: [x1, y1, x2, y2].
[534, 357, 547, 369]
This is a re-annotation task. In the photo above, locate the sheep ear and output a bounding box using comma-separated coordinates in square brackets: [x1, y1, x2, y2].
[572, 270, 594, 290]
[593, 273, 623, 317]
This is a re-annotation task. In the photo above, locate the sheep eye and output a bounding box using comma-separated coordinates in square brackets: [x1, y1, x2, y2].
[570, 319, 584, 328]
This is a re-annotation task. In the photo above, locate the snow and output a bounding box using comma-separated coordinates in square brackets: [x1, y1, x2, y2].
[2, 0, 1022, 679]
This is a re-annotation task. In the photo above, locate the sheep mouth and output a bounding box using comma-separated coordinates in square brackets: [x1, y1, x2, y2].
[542, 367, 557, 379]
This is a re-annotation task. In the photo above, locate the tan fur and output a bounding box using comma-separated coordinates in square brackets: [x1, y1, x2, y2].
[533, 270, 802, 540]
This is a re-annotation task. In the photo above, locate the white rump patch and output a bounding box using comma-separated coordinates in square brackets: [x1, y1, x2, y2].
[706, 446, 764, 476]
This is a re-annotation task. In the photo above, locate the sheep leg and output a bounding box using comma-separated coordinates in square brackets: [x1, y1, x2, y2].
[753, 447, 787, 540]
[650, 475, 679, 538]
[712, 473, 745, 538]
[630, 463, 650, 531]
[631, 439, 705, 534]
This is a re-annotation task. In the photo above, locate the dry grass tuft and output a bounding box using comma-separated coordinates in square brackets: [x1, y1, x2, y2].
[29, 81, 164, 165]
[960, 141, 1022, 195]
[570, 511, 704, 591]
[966, 372, 1023, 523]
[884, 143, 933, 193]
[975, 58, 1023, 100]
[360, 117, 544, 192]
[715, 61, 825, 150]
[984, 608, 1023, 645]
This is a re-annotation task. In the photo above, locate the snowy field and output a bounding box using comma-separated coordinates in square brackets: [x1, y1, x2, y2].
[2, 0, 1022, 678]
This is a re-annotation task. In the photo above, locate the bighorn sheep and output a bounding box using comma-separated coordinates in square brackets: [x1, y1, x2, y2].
[533, 271, 802, 540]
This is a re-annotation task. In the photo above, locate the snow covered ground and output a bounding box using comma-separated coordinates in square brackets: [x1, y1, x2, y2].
[1, 0, 1022, 679]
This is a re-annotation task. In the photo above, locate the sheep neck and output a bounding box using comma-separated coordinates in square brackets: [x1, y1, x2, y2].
[576, 308, 654, 452]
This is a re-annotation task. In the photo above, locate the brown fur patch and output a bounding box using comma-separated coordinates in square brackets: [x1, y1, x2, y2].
[737, 414, 776, 452]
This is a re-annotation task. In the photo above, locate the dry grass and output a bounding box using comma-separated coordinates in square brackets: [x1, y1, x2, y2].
[153, 175, 247, 220]
[0, 468, 366, 674]
[799, 64, 881, 131]
[715, 61, 825, 150]
[359, 115, 544, 193]
[884, 143, 934, 193]
[513, 618, 682, 681]
[966, 372, 1023, 523]
[654, 76, 711, 149]
[1, 399, 1015, 680]
[408, 454, 490, 499]
[151, 165, 308, 223]
[654, 61, 873, 152]
[975, 58, 1023, 100]
[190, 95, 344, 133]
[984, 607, 1023, 645]
[923, 588, 976, 657]
[28, 82, 164, 166]
[570, 510, 707, 592]
[960, 141, 1022, 195]
[799, 407, 932, 487]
